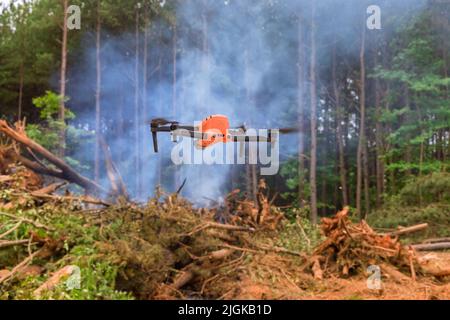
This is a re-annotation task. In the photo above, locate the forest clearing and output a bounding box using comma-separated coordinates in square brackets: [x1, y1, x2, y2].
[0, 0, 449, 302]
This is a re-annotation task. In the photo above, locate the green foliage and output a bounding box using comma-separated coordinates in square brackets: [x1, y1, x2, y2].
[0, 204, 133, 300]
[32, 91, 73, 120]
[277, 210, 323, 254]
[399, 172, 450, 206]
[368, 173, 450, 242]
[368, 203, 450, 243]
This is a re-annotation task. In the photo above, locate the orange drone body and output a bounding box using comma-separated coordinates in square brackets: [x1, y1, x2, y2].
[196, 114, 230, 149]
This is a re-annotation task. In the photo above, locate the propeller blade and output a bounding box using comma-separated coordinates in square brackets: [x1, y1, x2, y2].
[151, 118, 179, 126]
[279, 127, 300, 134]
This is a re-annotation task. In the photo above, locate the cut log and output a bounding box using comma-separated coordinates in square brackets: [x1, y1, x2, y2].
[412, 242, 450, 251]
[422, 237, 450, 244]
[0, 120, 104, 195]
[387, 223, 428, 236]
[380, 263, 410, 283]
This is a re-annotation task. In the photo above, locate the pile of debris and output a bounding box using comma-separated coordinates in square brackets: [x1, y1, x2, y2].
[305, 207, 450, 282]
[211, 180, 284, 231]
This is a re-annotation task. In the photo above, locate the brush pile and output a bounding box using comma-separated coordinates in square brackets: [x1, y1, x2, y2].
[306, 207, 450, 282]
[0, 164, 295, 299]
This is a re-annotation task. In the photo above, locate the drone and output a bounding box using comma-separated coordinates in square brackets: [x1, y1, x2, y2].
[150, 114, 298, 152]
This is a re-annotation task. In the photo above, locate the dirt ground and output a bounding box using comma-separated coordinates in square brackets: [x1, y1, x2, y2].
[217, 252, 450, 300]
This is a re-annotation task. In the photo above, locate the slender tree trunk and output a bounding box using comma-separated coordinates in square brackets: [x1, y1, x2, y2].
[172, 23, 179, 189]
[374, 50, 384, 208]
[18, 61, 24, 121]
[59, 0, 68, 157]
[134, 7, 141, 196]
[309, 2, 318, 224]
[363, 140, 370, 214]
[142, 5, 149, 194]
[356, 19, 366, 219]
[332, 45, 349, 207]
[244, 49, 257, 203]
[157, 29, 163, 186]
[297, 16, 306, 208]
[404, 88, 412, 175]
[94, 0, 101, 185]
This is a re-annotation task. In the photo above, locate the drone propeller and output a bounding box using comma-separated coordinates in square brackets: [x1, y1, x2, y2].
[151, 118, 179, 126]
[278, 127, 300, 134]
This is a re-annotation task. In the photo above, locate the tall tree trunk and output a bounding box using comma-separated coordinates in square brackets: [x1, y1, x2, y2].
[157, 27, 163, 186]
[309, 1, 318, 224]
[244, 49, 257, 203]
[332, 45, 349, 207]
[356, 19, 366, 219]
[363, 140, 370, 214]
[59, 0, 69, 157]
[94, 0, 101, 185]
[172, 22, 179, 189]
[134, 7, 141, 196]
[374, 48, 384, 208]
[297, 15, 306, 208]
[142, 4, 149, 194]
[18, 61, 24, 121]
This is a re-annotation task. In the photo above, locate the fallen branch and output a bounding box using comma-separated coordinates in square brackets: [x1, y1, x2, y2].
[387, 223, 428, 237]
[412, 242, 450, 251]
[0, 212, 54, 231]
[0, 120, 104, 195]
[422, 237, 450, 244]
[0, 239, 30, 248]
[14, 192, 112, 207]
[34, 265, 78, 297]
[32, 182, 67, 195]
[0, 248, 42, 284]
[380, 263, 411, 283]
[0, 220, 22, 239]
[188, 222, 255, 236]
[255, 244, 307, 258]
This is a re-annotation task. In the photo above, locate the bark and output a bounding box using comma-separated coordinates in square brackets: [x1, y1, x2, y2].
[356, 19, 366, 219]
[142, 4, 149, 193]
[172, 22, 179, 189]
[297, 16, 306, 207]
[309, 2, 318, 223]
[18, 62, 24, 121]
[374, 48, 384, 208]
[332, 45, 349, 207]
[412, 242, 450, 251]
[363, 140, 370, 214]
[58, 0, 68, 157]
[94, 0, 101, 185]
[134, 7, 141, 197]
[387, 223, 428, 236]
[244, 49, 257, 203]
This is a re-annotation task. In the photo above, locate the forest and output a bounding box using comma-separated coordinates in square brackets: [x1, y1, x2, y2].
[0, 0, 449, 301]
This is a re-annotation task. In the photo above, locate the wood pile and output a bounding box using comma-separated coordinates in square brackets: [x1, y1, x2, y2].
[306, 207, 450, 281]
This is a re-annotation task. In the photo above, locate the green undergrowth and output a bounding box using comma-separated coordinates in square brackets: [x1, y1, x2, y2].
[0, 192, 324, 300]
[0, 201, 133, 300]
[367, 173, 450, 243]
